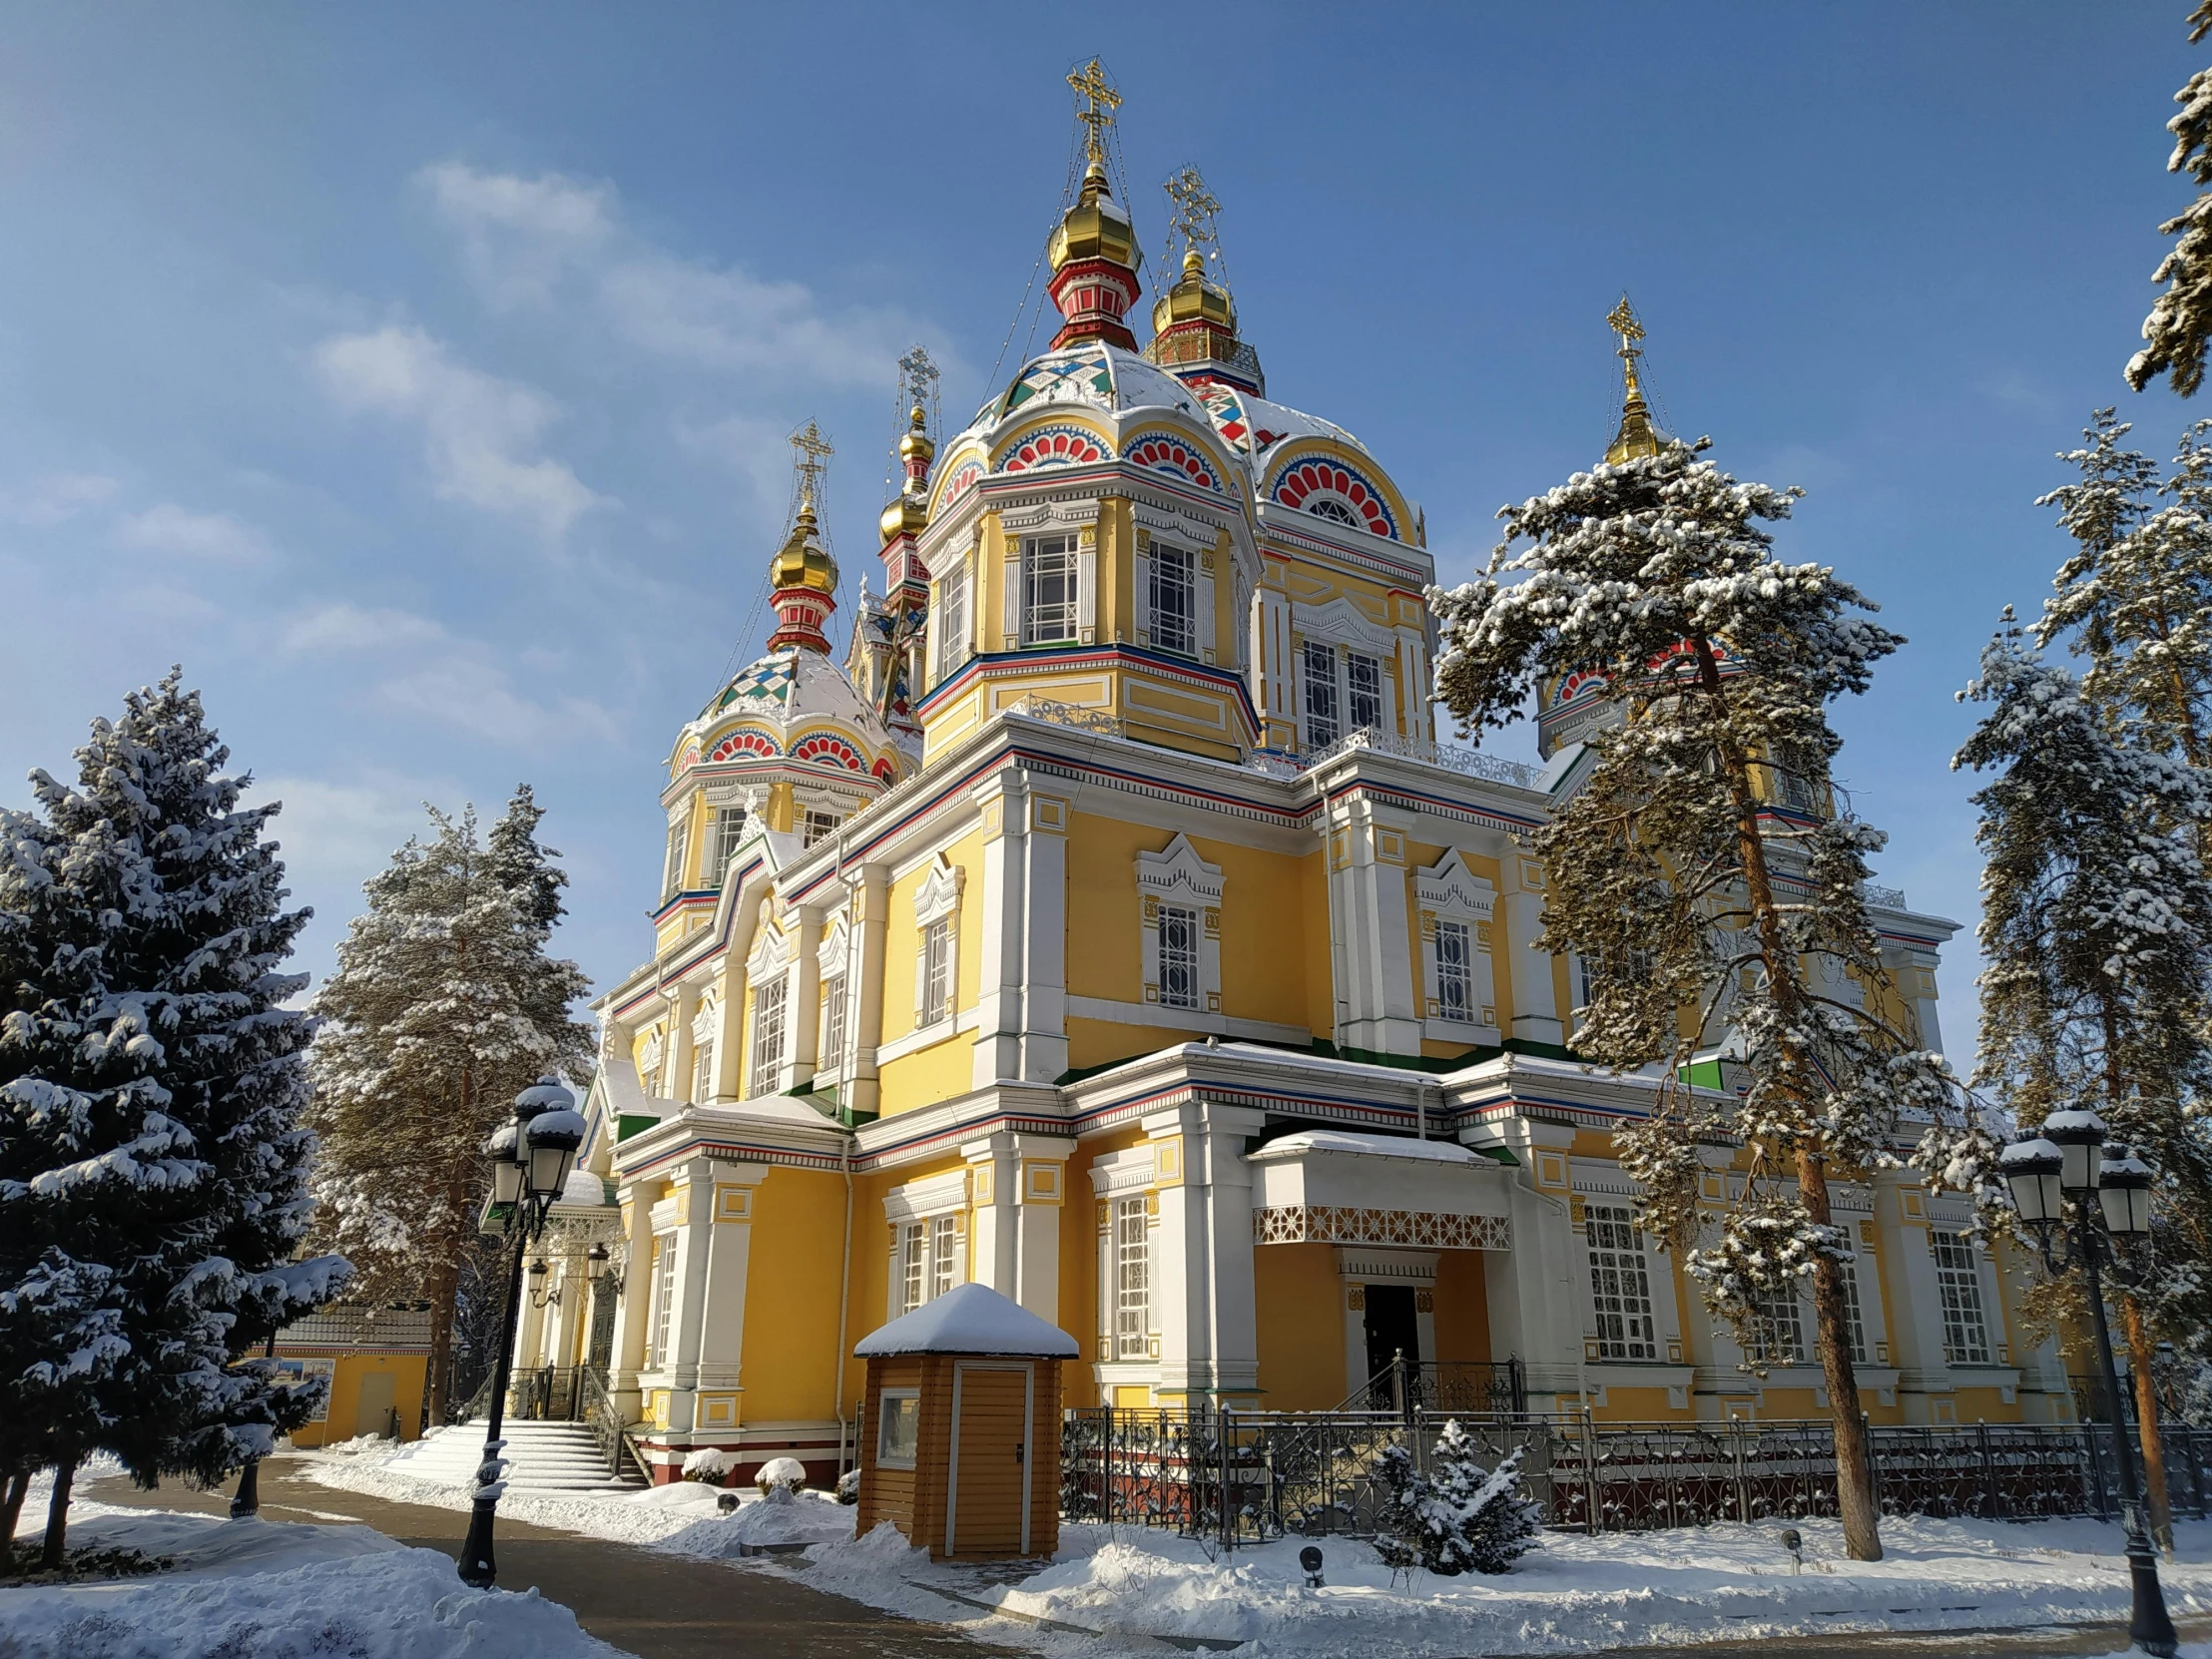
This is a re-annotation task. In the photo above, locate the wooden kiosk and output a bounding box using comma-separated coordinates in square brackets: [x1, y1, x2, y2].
[853, 1283, 1078, 1560]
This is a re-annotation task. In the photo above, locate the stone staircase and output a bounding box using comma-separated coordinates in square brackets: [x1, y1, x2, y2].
[382, 1419, 644, 1495]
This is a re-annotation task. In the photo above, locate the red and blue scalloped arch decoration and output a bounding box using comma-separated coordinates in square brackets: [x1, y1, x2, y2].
[791, 731, 867, 774]
[1122, 432, 1221, 492]
[871, 755, 898, 784]
[1271, 458, 1399, 541]
[1000, 423, 1109, 474]
[707, 728, 780, 763]
[934, 458, 981, 513]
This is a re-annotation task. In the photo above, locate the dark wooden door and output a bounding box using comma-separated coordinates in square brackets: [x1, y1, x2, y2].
[1363, 1284, 1420, 1383]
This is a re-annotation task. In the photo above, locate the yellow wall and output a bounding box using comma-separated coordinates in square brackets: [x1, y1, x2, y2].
[283, 1352, 428, 1447]
[873, 830, 988, 1115]
[737, 1167, 848, 1423]
[1254, 1243, 1347, 1410]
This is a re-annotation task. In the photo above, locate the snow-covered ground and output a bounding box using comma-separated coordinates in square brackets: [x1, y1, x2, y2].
[301, 1431, 2212, 1657]
[2, 1481, 630, 1658]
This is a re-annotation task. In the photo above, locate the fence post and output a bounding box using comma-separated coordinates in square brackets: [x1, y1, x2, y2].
[2191, 1426, 2207, 1520]
[1391, 1349, 1406, 1418]
[1582, 1408, 1600, 1536]
[1977, 1420, 1998, 1519]
[1733, 1416, 1751, 1524]
[1219, 1406, 1234, 1555]
[1511, 1355, 1527, 1415]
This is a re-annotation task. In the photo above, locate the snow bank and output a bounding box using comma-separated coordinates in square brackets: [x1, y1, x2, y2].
[0, 1510, 627, 1659]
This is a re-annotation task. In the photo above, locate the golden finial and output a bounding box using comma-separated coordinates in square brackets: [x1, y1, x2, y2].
[1603, 294, 1662, 465]
[1164, 166, 1222, 265]
[790, 419, 833, 514]
[1068, 58, 1121, 168]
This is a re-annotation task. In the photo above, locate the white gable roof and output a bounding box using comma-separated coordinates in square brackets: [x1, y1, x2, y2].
[852, 1282, 1080, 1359]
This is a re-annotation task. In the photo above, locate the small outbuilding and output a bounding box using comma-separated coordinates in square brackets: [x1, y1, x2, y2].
[853, 1283, 1078, 1560]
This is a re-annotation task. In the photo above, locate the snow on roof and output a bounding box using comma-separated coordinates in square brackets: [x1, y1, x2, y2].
[853, 1281, 1081, 1359]
[1247, 1130, 1483, 1167]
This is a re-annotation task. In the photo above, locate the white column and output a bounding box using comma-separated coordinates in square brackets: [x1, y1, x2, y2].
[972, 770, 1029, 1088]
[1020, 791, 1069, 1083]
[1499, 857, 1563, 1046]
[789, 906, 825, 1088]
[696, 1164, 768, 1399]
[608, 1182, 655, 1404]
[963, 1132, 1073, 1325]
[1326, 796, 1420, 1055]
[664, 1156, 718, 1429]
[845, 863, 890, 1117]
[1872, 1173, 1952, 1419]
[1147, 1102, 1266, 1401]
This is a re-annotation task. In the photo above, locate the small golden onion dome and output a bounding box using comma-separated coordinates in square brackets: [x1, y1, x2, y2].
[1152, 246, 1236, 336]
[896, 403, 935, 467]
[1047, 160, 1139, 276]
[879, 494, 928, 544]
[770, 501, 838, 595]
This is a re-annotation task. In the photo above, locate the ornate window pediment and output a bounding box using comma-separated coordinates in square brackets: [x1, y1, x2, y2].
[1135, 832, 1224, 906]
[1416, 849, 1496, 920]
[913, 853, 965, 925]
[746, 918, 794, 982]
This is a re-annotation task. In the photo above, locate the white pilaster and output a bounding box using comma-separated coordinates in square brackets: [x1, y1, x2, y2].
[1146, 1101, 1266, 1400]
[1499, 856, 1563, 1046]
[972, 771, 1029, 1088]
[1325, 795, 1420, 1055]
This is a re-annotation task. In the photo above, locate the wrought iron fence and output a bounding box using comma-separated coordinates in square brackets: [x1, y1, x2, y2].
[1060, 1405, 2212, 1552]
[1335, 1358, 1527, 1415]
[510, 1365, 580, 1421]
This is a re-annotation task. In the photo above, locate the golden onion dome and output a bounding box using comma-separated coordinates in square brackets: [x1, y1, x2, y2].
[1047, 161, 1139, 276]
[1152, 246, 1236, 335]
[770, 501, 838, 595]
[896, 403, 935, 467]
[879, 494, 928, 544]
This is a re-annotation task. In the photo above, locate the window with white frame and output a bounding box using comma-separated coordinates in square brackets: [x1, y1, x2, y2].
[1157, 905, 1200, 1010]
[691, 1034, 716, 1102]
[820, 974, 846, 1073]
[1932, 1230, 1991, 1364]
[1586, 1204, 1658, 1361]
[895, 1214, 964, 1315]
[1302, 640, 1340, 749]
[647, 1233, 678, 1370]
[750, 978, 788, 1097]
[1347, 651, 1385, 732]
[802, 808, 840, 849]
[936, 557, 971, 680]
[1434, 919, 1475, 1023]
[1149, 544, 1197, 657]
[931, 1215, 960, 1301]
[1748, 1287, 1807, 1366]
[1841, 1262, 1871, 1364]
[920, 917, 953, 1026]
[1023, 534, 1080, 645]
[703, 807, 747, 887]
[1114, 1196, 1150, 1359]
[898, 1221, 927, 1315]
[876, 1388, 919, 1467]
[662, 821, 690, 899]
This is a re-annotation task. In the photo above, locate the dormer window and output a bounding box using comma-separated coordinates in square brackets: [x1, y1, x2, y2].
[1023, 534, 1081, 645]
[1148, 544, 1197, 657]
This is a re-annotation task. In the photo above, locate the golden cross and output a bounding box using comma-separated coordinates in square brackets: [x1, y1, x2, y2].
[896, 345, 939, 422]
[1164, 166, 1222, 257]
[1068, 58, 1121, 166]
[790, 419, 833, 509]
[1606, 294, 1646, 369]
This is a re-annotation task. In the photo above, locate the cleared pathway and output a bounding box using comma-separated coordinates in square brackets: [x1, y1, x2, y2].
[82, 1459, 1009, 1659]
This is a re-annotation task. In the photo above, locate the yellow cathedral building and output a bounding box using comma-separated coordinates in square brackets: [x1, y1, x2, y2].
[511, 74, 2070, 1484]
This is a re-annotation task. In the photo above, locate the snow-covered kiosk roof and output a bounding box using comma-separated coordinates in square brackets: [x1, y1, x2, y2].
[853, 1282, 1080, 1359]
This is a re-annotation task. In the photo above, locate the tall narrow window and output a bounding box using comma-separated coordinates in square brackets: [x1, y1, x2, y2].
[691, 1034, 716, 1103]
[1114, 1196, 1150, 1359]
[1302, 641, 1340, 749]
[1749, 1289, 1806, 1366]
[1842, 1263, 1870, 1364]
[1023, 534, 1080, 645]
[1586, 1204, 1658, 1361]
[1347, 651, 1384, 733]
[662, 821, 690, 899]
[1932, 1231, 1990, 1364]
[820, 974, 846, 1074]
[937, 559, 971, 679]
[1149, 544, 1197, 656]
[931, 1215, 960, 1301]
[1157, 904, 1200, 1010]
[920, 917, 953, 1026]
[1434, 920, 1474, 1022]
[802, 808, 840, 849]
[703, 808, 747, 887]
[750, 978, 788, 1098]
[648, 1234, 678, 1369]
[898, 1221, 927, 1315]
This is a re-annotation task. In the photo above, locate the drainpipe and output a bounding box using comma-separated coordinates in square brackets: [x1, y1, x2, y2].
[830, 836, 860, 1457]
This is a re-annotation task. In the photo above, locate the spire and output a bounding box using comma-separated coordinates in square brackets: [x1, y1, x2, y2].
[1145, 166, 1262, 393]
[1045, 60, 1143, 351]
[1604, 294, 1663, 464]
[877, 347, 937, 598]
[768, 420, 838, 653]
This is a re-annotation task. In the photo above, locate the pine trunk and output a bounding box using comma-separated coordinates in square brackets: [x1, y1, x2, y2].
[1700, 638, 1882, 1562]
[0, 1471, 28, 1559]
[39, 1455, 75, 1571]
[2122, 1293, 2176, 1554]
[424, 1255, 461, 1429]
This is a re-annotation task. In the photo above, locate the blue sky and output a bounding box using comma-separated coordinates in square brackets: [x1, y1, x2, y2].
[1, 3, 2204, 1053]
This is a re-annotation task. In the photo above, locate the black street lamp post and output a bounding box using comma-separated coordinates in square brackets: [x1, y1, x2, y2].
[2000, 1112, 2176, 1658]
[456, 1076, 587, 1591]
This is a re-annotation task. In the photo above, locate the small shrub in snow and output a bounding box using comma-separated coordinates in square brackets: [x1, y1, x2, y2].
[681, 1448, 737, 1483]
[834, 1468, 860, 1505]
[756, 1456, 807, 1495]
[1373, 1420, 1543, 1577]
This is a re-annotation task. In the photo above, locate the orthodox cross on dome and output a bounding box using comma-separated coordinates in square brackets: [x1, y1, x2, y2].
[1164, 167, 1220, 260]
[768, 420, 839, 653]
[1606, 294, 1646, 387]
[1067, 58, 1120, 168]
[1603, 293, 1662, 465]
[896, 345, 939, 441]
[790, 419, 834, 514]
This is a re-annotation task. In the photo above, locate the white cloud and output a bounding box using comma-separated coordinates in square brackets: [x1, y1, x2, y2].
[249, 772, 441, 890]
[279, 600, 450, 654]
[672, 410, 797, 516]
[419, 162, 934, 387]
[310, 323, 610, 538]
[0, 473, 121, 526]
[116, 502, 275, 562]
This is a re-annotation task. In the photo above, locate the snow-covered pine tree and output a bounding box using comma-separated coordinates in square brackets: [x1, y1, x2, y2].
[1429, 436, 1983, 1562]
[1955, 617, 2212, 1549]
[1372, 1421, 1542, 1577]
[308, 795, 590, 1425]
[0, 671, 347, 1565]
[2128, 4, 2212, 396]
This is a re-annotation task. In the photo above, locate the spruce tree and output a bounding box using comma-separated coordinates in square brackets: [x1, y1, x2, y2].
[1429, 437, 1982, 1562]
[308, 794, 590, 1425]
[2127, 4, 2212, 397]
[1957, 619, 2212, 1549]
[0, 671, 346, 1565]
